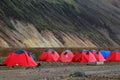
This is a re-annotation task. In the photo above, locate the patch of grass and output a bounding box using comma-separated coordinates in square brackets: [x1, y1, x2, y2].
[0, 8, 14, 29]
[45, 0, 80, 13]
[64, 0, 80, 13]
[44, 0, 61, 4]
[0, 0, 81, 32]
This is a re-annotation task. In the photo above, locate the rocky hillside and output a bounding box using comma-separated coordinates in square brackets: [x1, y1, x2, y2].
[0, 0, 120, 48]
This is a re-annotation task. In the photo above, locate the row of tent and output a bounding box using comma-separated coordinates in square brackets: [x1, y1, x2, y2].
[1, 49, 120, 67]
[38, 49, 109, 62]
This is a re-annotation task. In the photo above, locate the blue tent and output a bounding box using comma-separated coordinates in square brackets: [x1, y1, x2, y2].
[100, 50, 110, 59]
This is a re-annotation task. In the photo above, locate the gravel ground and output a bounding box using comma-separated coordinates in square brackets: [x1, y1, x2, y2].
[0, 62, 120, 80]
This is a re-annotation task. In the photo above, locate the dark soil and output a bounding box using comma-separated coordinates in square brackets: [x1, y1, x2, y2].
[0, 62, 120, 80]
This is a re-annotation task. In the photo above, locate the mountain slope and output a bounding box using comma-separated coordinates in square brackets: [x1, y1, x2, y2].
[0, 0, 120, 48]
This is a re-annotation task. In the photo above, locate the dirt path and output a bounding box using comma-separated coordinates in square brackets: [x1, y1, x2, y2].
[0, 63, 120, 80]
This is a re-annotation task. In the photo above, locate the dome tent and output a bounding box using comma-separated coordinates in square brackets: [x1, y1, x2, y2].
[72, 50, 97, 63]
[59, 50, 74, 62]
[100, 50, 110, 59]
[2, 50, 37, 67]
[90, 50, 105, 62]
[38, 49, 59, 62]
[106, 50, 120, 62]
[72, 49, 87, 62]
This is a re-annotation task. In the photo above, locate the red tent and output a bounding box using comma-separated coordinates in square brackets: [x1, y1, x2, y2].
[72, 50, 97, 63]
[72, 51, 82, 62]
[106, 50, 120, 62]
[2, 50, 37, 67]
[59, 50, 74, 62]
[91, 50, 106, 62]
[38, 49, 59, 62]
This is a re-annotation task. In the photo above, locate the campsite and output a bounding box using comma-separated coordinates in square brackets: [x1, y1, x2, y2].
[0, 0, 120, 80]
[0, 48, 120, 80]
